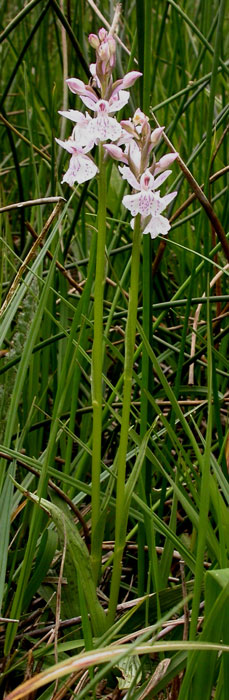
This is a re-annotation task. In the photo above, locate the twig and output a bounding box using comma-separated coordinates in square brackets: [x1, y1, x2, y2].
[0, 197, 65, 214]
[0, 111, 50, 161]
[188, 262, 229, 384]
[0, 202, 63, 317]
[25, 222, 84, 294]
[152, 165, 229, 276]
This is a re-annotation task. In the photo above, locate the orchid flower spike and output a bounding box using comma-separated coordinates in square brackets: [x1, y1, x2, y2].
[56, 23, 142, 188]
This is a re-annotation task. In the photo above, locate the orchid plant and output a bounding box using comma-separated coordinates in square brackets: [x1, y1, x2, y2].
[56, 10, 178, 623]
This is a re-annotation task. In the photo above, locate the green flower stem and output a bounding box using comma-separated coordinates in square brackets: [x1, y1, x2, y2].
[107, 215, 141, 625]
[91, 143, 107, 583]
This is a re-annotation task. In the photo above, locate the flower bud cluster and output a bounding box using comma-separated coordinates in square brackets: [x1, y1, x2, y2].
[89, 28, 116, 85]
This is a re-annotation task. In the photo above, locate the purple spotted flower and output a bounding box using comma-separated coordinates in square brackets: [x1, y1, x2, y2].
[55, 136, 98, 186]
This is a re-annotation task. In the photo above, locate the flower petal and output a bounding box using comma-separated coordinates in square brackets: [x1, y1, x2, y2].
[62, 153, 98, 186]
[119, 165, 140, 190]
[142, 214, 171, 238]
[140, 170, 155, 191]
[55, 137, 77, 154]
[90, 115, 122, 142]
[58, 109, 86, 123]
[122, 192, 142, 216]
[157, 190, 177, 213]
[111, 72, 142, 98]
[80, 95, 98, 111]
[137, 191, 155, 217]
[108, 90, 130, 113]
[127, 139, 141, 171]
[153, 170, 172, 189]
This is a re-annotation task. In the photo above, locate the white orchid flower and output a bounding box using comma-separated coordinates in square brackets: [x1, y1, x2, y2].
[119, 167, 177, 238]
[58, 110, 95, 148]
[141, 214, 171, 238]
[55, 137, 98, 186]
[120, 168, 175, 217]
[79, 93, 130, 143]
[59, 91, 130, 145]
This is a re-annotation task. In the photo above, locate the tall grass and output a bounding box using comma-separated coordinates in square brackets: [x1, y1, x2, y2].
[0, 1, 228, 698]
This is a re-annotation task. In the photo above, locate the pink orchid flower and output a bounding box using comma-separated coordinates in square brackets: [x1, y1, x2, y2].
[55, 137, 98, 186]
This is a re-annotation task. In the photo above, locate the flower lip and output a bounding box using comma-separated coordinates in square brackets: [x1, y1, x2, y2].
[143, 175, 150, 188]
[140, 170, 155, 191]
[97, 100, 108, 113]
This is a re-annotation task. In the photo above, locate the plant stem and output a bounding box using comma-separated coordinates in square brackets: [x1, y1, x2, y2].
[91, 142, 107, 583]
[138, 0, 153, 596]
[107, 215, 141, 625]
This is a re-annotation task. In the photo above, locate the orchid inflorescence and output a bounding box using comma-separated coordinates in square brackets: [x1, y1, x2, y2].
[56, 25, 178, 238]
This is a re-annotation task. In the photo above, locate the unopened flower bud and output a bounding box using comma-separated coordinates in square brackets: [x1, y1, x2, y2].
[151, 126, 164, 146]
[88, 33, 100, 49]
[66, 78, 85, 94]
[141, 119, 151, 140]
[155, 152, 178, 174]
[98, 42, 110, 61]
[122, 71, 142, 88]
[103, 144, 128, 163]
[120, 119, 136, 136]
[98, 27, 107, 42]
[107, 35, 116, 55]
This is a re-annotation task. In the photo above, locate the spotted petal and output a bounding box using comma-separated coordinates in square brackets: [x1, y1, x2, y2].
[62, 153, 98, 187]
[122, 192, 142, 216]
[142, 214, 171, 238]
[90, 115, 122, 142]
[137, 191, 156, 217]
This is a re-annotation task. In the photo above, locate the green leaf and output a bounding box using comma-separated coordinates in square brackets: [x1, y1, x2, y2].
[11, 479, 106, 637]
